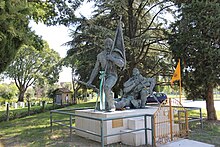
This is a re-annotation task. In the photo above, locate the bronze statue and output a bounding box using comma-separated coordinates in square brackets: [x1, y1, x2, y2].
[87, 37, 125, 111]
[115, 68, 156, 109]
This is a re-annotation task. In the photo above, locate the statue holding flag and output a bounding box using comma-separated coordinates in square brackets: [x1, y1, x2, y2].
[87, 17, 126, 112]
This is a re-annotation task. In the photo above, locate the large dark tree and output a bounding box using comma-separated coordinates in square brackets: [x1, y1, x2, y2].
[169, 1, 220, 120]
[65, 0, 174, 95]
[0, 0, 33, 73]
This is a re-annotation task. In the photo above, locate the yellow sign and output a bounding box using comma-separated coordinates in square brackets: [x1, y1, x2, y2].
[112, 119, 123, 128]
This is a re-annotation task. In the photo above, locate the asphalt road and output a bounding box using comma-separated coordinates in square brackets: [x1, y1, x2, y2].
[181, 99, 220, 110]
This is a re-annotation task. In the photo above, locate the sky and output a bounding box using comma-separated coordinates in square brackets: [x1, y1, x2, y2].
[29, 2, 94, 83]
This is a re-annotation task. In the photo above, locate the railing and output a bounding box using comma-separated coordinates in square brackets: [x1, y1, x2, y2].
[50, 108, 155, 147]
[183, 106, 203, 129]
[50, 106, 203, 147]
[172, 106, 203, 128]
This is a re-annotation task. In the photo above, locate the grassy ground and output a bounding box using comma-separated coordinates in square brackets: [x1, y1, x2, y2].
[189, 120, 220, 147]
[0, 101, 220, 147]
[0, 102, 96, 147]
[187, 109, 220, 147]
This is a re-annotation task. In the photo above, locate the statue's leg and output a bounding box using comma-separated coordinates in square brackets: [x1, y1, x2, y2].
[104, 75, 117, 111]
[140, 89, 148, 108]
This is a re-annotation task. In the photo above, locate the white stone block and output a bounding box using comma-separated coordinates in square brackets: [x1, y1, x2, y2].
[128, 116, 152, 130]
[128, 117, 144, 130]
[121, 129, 152, 146]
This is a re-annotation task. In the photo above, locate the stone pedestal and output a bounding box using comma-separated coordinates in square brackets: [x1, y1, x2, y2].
[75, 107, 157, 145]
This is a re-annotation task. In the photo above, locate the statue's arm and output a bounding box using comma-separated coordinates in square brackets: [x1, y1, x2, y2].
[123, 78, 133, 87]
[87, 59, 100, 84]
[149, 78, 156, 94]
[106, 52, 124, 68]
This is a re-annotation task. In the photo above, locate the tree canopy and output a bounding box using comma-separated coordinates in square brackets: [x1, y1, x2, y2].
[64, 0, 174, 94]
[5, 42, 61, 102]
[169, 1, 220, 120]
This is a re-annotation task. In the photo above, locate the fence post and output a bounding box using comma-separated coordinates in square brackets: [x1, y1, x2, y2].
[28, 101, 30, 116]
[6, 103, 9, 121]
[151, 116, 155, 147]
[199, 108, 203, 129]
[144, 115, 148, 145]
[42, 101, 45, 112]
[70, 115, 72, 141]
[50, 111, 53, 132]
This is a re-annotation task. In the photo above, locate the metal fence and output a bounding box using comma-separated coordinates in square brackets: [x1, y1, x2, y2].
[50, 108, 155, 147]
[50, 104, 203, 147]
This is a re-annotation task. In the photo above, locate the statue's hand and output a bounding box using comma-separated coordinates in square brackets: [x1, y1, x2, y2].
[106, 54, 114, 61]
[87, 81, 92, 87]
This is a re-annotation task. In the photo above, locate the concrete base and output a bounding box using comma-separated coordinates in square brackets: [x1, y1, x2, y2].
[121, 130, 153, 146]
[159, 139, 215, 147]
[75, 107, 157, 145]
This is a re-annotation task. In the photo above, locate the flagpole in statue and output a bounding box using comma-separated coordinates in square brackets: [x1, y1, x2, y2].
[170, 59, 182, 103]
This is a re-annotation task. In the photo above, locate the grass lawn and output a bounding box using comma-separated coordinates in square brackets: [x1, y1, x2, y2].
[0, 101, 220, 147]
[189, 120, 220, 147]
[0, 102, 96, 147]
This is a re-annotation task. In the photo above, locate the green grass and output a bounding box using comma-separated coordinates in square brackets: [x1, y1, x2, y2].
[0, 103, 66, 122]
[0, 102, 96, 147]
[189, 120, 220, 146]
[187, 109, 220, 147]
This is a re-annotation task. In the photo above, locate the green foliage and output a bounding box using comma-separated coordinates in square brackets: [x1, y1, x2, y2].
[0, 0, 44, 74]
[5, 42, 61, 101]
[29, 0, 83, 26]
[169, 1, 220, 100]
[0, 83, 18, 100]
[0, 0, 29, 73]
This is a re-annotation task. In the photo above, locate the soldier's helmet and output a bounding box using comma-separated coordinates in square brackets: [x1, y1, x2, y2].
[132, 68, 140, 76]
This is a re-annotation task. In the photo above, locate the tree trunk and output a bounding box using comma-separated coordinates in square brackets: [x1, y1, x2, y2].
[18, 90, 25, 102]
[205, 84, 217, 120]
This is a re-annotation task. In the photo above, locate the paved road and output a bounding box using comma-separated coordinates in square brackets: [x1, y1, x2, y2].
[181, 99, 220, 110]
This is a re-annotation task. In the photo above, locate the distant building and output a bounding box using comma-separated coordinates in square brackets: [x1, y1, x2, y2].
[53, 88, 73, 105]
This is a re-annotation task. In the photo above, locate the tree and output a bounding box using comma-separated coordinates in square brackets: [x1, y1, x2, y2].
[0, 83, 18, 101]
[0, 0, 81, 74]
[29, 0, 82, 26]
[168, 1, 220, 120]
[5, 42, 61, 102]
[65, 0, 174, 95]
[0, 0, 42, 73]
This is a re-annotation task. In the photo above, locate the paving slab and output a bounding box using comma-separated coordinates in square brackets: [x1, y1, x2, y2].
[159, 139, 215, 147]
